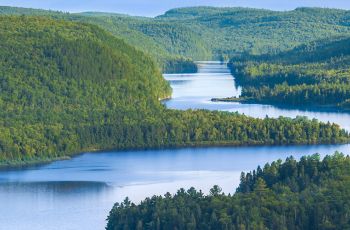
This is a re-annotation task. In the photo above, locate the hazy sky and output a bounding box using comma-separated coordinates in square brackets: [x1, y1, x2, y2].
[1, 0, 349, 16]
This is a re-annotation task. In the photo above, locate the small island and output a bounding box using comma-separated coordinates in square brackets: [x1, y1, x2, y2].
[211, 96, 248, 102]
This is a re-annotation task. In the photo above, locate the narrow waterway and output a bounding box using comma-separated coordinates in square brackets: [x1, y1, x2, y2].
[164, 61, 350, 131]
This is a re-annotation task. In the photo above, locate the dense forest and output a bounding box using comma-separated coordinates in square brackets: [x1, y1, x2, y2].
[1, 6, 350, 72]
[227, 37, 350, 109]
[0, 16, 348, 166]
[158, 7, 350, 58]
[1, 6, 350, 229]
[0, 16, 167, 165]
[106, 152, 350, 230]
[0, 6, 208, 73]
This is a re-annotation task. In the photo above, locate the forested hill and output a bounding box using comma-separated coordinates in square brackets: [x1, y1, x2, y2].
[157, 7, 350, 57]
[1, 6, 350, 69]
[1, 16, 349, 166]
[0, 16, 170, 164]
[228, 37, 350, 109]
[0, 6, 203, 74]
[106, 152, 350, 229]
[244, 36, 350, 64]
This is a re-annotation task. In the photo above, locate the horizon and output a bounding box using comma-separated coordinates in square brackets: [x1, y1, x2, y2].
[0, 0, 349, 16]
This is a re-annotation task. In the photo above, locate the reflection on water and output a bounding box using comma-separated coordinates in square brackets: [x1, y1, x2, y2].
[1, 61, 349, 230]
[1, 145, 350, 230]
[0, 181, 110, 194]
[164, 62, 241, 99]
[164, 61, 350, 132]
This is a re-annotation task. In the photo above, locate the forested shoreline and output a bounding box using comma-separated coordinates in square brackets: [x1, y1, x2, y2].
[0, 5, 350, 230]
[107, 152, 350, 230]
[226, 37, 350, 110]
[0, 16, 349, 167]
[4, 6, 349, 109]
[0, 7, 350, 165]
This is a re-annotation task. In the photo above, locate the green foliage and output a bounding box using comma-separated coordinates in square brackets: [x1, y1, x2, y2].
[0, 6, 205, 73]
[1, 6, 350, 72]
[163, 58, 198, 74]
[229, 37, 350, 108]
[67, 14, 208, 73]
[1, 16, 348, 166]
[0, 16, 171, 164]
[106, 152, 350, 230]
[158, 7, 350, 57]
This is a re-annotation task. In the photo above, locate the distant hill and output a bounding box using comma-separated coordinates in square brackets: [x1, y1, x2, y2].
[1, 6, 350, 70]
[158, 7, 350, 57]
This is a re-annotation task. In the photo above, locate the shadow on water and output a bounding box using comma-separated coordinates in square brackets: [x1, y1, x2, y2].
[167, 80, 188, 85]
[236, 100, 350, 115]
[0, 181, 111, 195]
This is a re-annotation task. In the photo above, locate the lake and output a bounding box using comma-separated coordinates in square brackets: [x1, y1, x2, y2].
[0, 61, 349, 230]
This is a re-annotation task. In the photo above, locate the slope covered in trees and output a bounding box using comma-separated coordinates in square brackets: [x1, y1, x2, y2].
[0, 16, 170, 165]
[1, 6, 350, 71]
[0, 6, 204, 73]
[157, 7, 350, 58]
[68, 13, 204, 73]
[106, 152, 350, 230]
[228, 37, 350, 109]
[0, 16, 348, 166]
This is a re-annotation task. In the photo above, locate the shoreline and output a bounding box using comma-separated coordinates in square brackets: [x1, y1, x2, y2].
[211, 97, 350, 113]
[2, 62, 350, 170]
[2, 140, 350, 170]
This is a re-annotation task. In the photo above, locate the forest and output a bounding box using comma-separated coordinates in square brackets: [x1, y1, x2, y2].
[0, 5, 350, 229]
[106, 152, 350, 230]
[1, 6, 350, 73]
[228, 37, 350, 109]
[0, 16, 348, 166]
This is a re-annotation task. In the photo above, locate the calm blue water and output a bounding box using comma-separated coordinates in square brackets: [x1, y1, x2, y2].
[0, 62, 349, 230]
[164, 61, 350, 131]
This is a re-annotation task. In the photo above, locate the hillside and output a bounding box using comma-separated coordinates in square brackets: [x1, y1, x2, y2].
[0, 6, 203, 73]
[1, 16, 348, 166]
[228, 37, 350, 109]
[1, 6, 350, 68]
[107, 152, 350, 229]
[0, 16, 170, 164]
[158, 7, 350, 58]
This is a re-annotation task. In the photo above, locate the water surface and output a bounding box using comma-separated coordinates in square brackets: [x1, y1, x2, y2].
[1, 61, 349, 230]
[164, 61, 350, 131]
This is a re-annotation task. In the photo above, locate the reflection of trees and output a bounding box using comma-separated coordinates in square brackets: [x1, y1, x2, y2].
[0, 181, 110, 195]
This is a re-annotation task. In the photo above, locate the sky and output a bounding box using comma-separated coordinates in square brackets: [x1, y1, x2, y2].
[0, 0, 349, 16]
